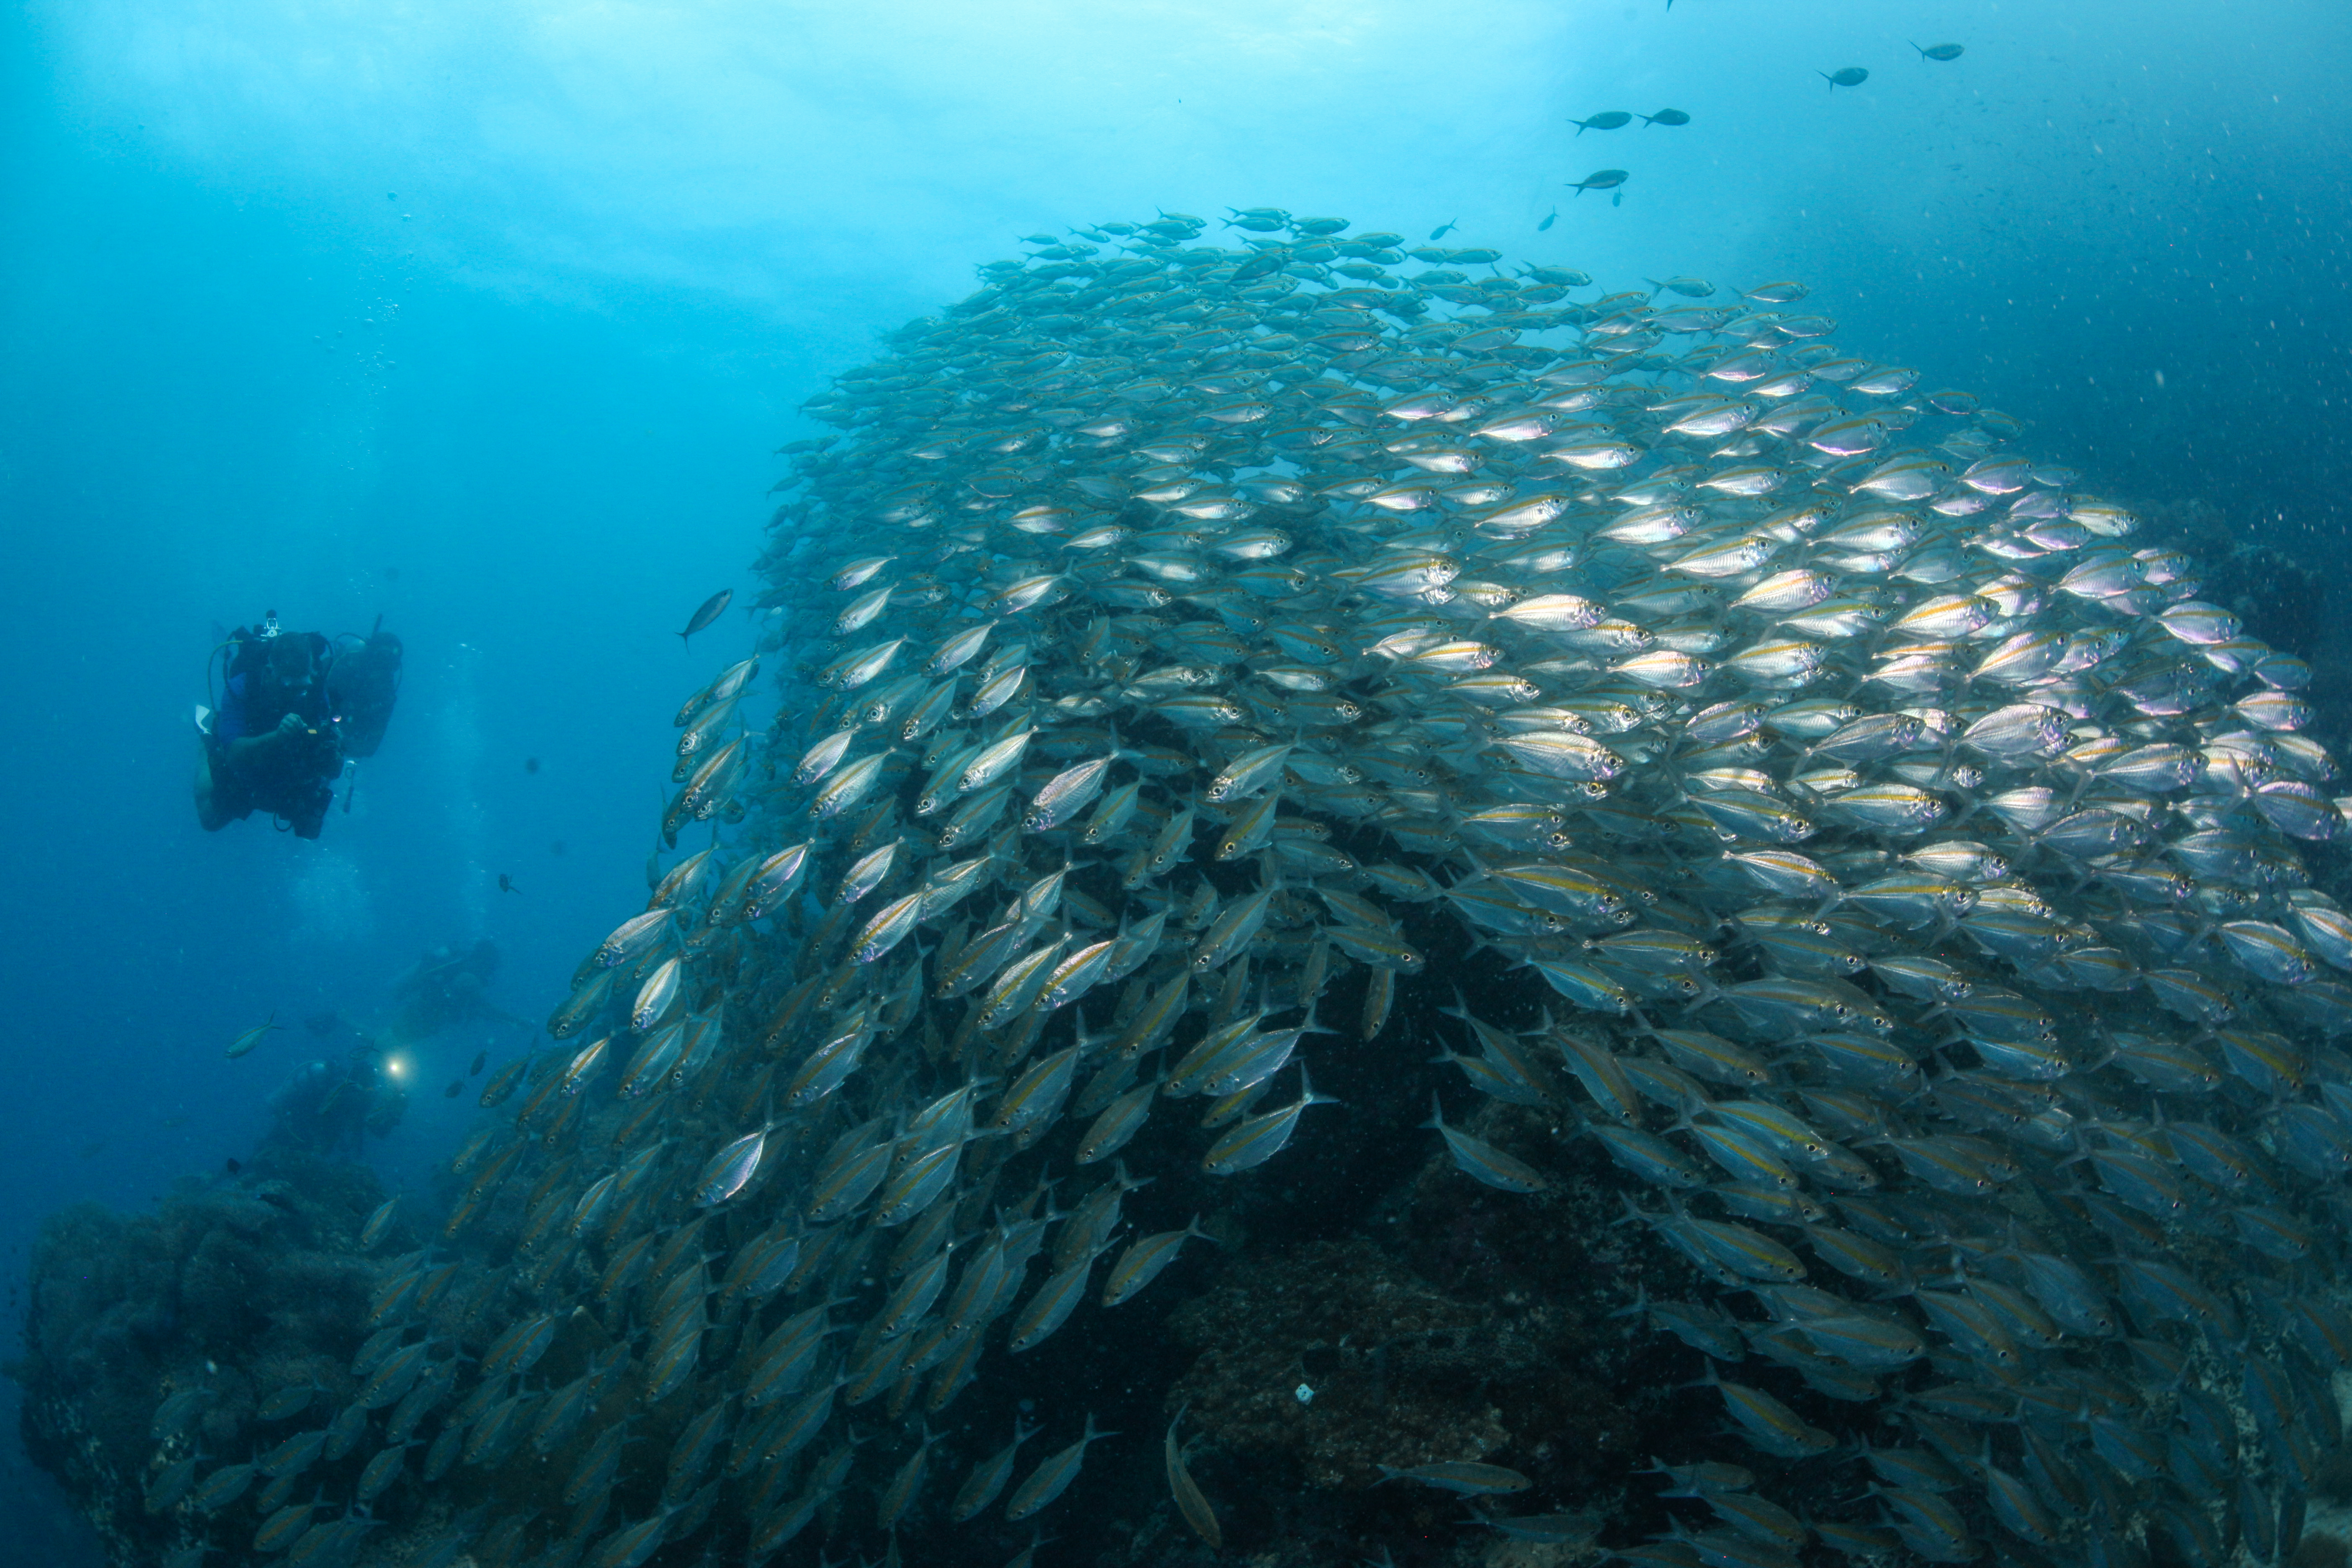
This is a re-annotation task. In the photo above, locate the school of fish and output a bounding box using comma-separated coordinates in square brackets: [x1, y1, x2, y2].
[144, 206, 2352, 1568]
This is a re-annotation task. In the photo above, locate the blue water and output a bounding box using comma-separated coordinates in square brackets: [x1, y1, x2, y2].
[3, 0, 2347, 1555]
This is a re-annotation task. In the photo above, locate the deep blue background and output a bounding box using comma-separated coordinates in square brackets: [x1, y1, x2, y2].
[3, 1, 2347, 1553]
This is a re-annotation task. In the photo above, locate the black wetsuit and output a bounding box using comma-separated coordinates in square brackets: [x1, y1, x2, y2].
[206, 629, 340, 838]
[263, 1050, 404, 1157]
[202, 622, 400, 839]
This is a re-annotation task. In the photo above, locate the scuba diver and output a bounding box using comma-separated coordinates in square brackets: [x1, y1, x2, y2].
[195, 612, 402, 839]
[385, 938, 531, 1043]
[261, 1044, 408, 1158]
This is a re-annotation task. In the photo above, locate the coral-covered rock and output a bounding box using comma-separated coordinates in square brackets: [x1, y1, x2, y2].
[15, 1152, 384, 1566]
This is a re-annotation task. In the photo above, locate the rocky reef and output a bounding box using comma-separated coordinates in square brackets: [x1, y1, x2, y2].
[15, 1152, 388, 1566]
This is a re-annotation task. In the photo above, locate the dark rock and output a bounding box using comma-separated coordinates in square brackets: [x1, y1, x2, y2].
[15, 1150, 383, 1566]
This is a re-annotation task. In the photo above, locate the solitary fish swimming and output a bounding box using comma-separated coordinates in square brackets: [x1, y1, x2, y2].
[1640, 108, 1690, 126]
[677, 588, 732, 644]
[1568, 169, 1629, 196]
[1821, 67, 1869, 88]
[1911, 41, 1964, 61]
[1573, 111, 1632, 134]
[224, 1014, 284, 1060]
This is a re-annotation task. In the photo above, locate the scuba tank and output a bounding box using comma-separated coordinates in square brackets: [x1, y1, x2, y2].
[328, 614, 404, 759]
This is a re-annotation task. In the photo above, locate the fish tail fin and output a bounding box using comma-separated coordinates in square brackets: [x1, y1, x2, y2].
[1677, 1361, 1723, 1392]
